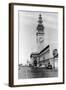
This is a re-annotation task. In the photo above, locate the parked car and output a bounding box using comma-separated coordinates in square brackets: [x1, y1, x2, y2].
[47, 62, 52, 69]
[47, 64, 52, 69]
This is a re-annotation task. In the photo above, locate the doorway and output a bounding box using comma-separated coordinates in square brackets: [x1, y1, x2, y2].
[33, 60, 37, 66]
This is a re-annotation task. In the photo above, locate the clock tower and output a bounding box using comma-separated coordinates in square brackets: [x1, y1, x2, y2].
[36, 14, 44, 52]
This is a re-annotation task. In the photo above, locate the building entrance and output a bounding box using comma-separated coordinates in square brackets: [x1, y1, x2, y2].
[33, 60, 37, 66]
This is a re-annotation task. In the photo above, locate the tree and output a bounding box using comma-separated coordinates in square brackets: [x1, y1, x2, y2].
[53, 49, 58, 58]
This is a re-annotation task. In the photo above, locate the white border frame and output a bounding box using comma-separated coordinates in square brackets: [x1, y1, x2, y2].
[13, 5, 63, 85]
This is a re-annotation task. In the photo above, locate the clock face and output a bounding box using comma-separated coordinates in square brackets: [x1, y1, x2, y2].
[39, 37, 44, 43]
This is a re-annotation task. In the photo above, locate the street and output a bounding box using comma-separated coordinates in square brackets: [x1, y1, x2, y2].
[18, 66, 58, 79]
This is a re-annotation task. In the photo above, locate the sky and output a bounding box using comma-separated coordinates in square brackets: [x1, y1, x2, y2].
[18, 11, 58, 65]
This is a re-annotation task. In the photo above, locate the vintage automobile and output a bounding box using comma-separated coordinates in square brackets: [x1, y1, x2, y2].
[47, 62, 52, 69]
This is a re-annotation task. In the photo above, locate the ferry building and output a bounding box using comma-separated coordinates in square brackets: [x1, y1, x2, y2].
[30, 14, 58, 69]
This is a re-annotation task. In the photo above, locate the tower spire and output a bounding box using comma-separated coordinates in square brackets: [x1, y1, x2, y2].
[37, 14, 44, 34]
[38, 14, 43, 24]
